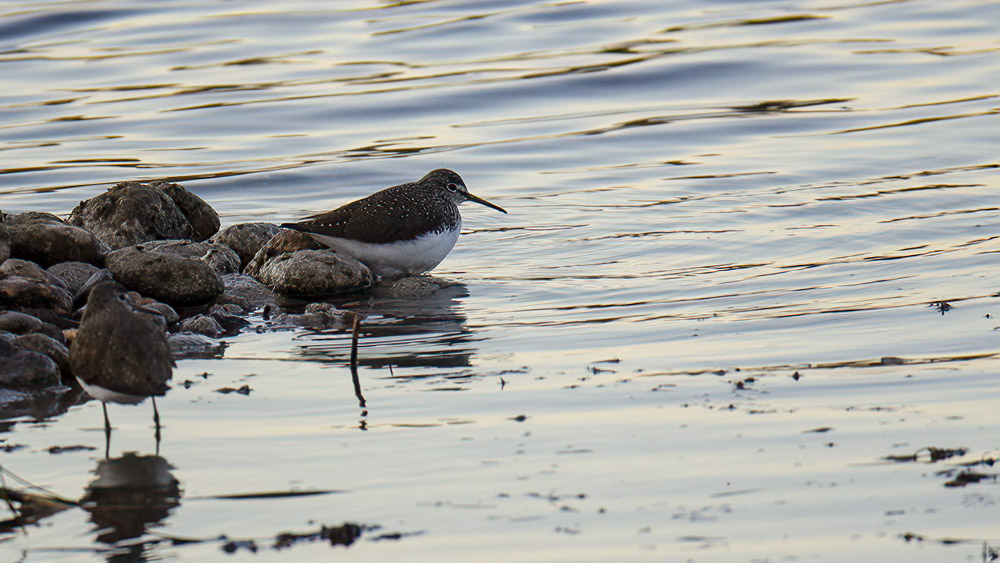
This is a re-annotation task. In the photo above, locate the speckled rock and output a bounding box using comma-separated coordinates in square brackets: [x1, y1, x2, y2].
[0, 311, 65, 343]
[14, 333, 70, 377]
[132, 297, 179, 326]
[258, 250, 372, 297]
[274, 302, 353, 330]
[207, 303, 251, 333]
[218, 273, 277, 311]
[69, 180, 217, 249]
[106, 246, 223, 307]
[47, 262, 100, 296]
[244, 230, 323, 277]
[6, 212, 109, 267]
[157, 182, 220, 242]
[139, 240, 240, 275]
[211, 223, 283, 271]
[178, 314, 224, 338]
[0, 337, 61, 388]
[168, 332, 227, 359]
[0, 222, 10, 264]
[0, 260, 73, 316]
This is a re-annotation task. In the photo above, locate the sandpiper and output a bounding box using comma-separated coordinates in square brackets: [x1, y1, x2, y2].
[69, 281, 174, 447]
[281, 169, 506, 278]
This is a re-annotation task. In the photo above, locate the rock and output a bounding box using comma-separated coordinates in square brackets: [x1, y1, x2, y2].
[106, 246, 223, 307]
[274, 302, 353, 330]
[0, 222, 9, 264]
[72, 269, 115, 310]
[211, 223, 282, 271]
[244, 230, 323, 277]
[0, 276, 73, 316]
[370, 276, 468, 300]
[178, 314, 223, 338]
[5, 212, 109, 267]
[132, 297, 179, 326]
[218, 273, 277, 310]
[69, 180, 215, 249]
[14, 333, 70, 376]
[208, 303, 251, 333]
[47, 262, 100, 295]
[1, 258, 70, 290]
[157, 182, 220, 241]
[0, 311, 66, 343]
[0, 338, 61, 388]
[139, 240, 240, 275]
[258, 250, 372, 297]
[0, 311, 44, 334]
[168, 332, 227, 359]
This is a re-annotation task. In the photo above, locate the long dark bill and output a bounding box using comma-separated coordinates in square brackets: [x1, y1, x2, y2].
[465, 193, 507, 214]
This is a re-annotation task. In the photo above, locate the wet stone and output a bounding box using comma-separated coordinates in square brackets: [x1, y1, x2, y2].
[139, 240, 241, 275]
[0, 222, 10, 264]
[210, 222, 282, 271]
[178, 314, 224, 338]
[258, 250, 372, 297]
[68, 181, 196, 249]
[14, 333, 70, 377]
[0, 275, 73, 316]
[0, 311, 66, 343]
[219, 273, 278, 311]
[0, 337, 61, 388]
[47, 262, 100, 296]
[208, 303, 251, 333]
[274, 302, 352, 330]
[244, 230, 323, 277]
[5, 212, 109, 267]
[106, 246, 223, 307]
[157, 181, 220, 242]
[169, 332, 227, 359]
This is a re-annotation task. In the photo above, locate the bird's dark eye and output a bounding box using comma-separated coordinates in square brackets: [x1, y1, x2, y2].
[446, 183, 459, 192]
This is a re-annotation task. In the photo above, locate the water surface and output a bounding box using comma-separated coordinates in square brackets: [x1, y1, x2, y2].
[1, 0, 998, 561]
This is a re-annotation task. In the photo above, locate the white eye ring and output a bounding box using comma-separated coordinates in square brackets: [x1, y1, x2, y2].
[446, 183, 459, 192]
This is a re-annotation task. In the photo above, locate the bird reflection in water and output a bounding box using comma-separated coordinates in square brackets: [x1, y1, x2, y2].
[303, 277, 477, 371]
[79, 452, 180, 558]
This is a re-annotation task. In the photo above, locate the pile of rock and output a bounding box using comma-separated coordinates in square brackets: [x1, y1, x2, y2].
[1, 179, 374, 410]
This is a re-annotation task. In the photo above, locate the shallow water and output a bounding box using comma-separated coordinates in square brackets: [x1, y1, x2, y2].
[1, 0, 998, 561]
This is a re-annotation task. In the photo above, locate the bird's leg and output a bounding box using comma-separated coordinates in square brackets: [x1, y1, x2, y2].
[152, 397, 162, 452]
[102, 402, 111, 459]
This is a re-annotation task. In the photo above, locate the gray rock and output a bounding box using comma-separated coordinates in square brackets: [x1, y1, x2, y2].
[178, 314, 223, 338]
[106, 246, 223, 307]
[0, 262, 73, 316]
[244, 229, 323, 277]
[72, 268, 115, 310]
[219, 273, 278, 310]
[168, 332, 227, 359]
[0, 338, 61, 388]
[0, 311, 66, 343]
[0, 311, 43, 334]
[1, 258, 69, 290]
[47, 261, 100, 295]
[68, 181, 192, 249]
[14, 333, 70, 376]
[208, 303, 251, 333]
[258, 250, 372, 297]
[139, 239, 240, 275]
[274, 302, 353, 330]
[0, 222, 9, 264]
[134, 298, 179, 326]
[6, 212, 109, 267]
[157, 182, 220, 242]
[211, 223, 282, 271]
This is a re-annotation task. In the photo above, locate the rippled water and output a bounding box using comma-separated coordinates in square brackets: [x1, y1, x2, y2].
[1, 0, 998, 561]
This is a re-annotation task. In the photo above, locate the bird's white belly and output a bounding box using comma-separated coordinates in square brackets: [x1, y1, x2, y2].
[308, 226, 461, 278]
[77, 377, 149, 405]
